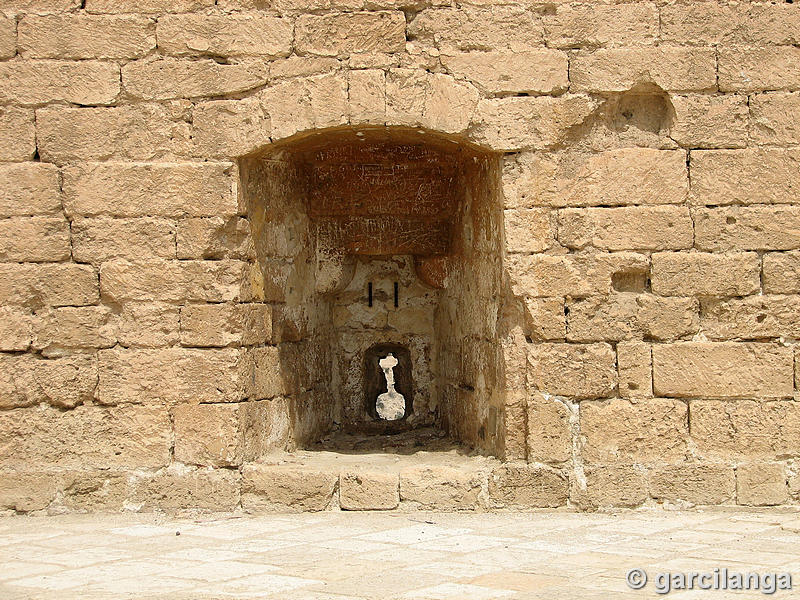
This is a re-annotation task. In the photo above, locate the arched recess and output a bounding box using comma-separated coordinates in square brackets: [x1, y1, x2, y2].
[238, 125, 507, 457]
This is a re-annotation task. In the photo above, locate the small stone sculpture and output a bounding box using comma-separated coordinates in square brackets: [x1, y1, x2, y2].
[376, 353, 405, 420]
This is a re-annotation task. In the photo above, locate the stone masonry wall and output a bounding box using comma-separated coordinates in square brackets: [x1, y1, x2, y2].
[1, 0, 800, 512]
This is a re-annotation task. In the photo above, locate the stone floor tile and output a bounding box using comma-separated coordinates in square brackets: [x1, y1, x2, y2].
[400, 582, 516, 599]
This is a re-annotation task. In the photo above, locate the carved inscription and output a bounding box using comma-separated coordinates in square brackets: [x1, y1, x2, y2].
[316, 218, 449, 256]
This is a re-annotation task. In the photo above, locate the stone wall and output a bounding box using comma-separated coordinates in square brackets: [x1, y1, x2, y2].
[1, 0, 800, 512]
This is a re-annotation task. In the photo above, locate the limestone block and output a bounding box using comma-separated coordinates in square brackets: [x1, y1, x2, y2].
[239, 398, 291, 459]
[669, 94, 749, 149]
[18, 14, 155, 59]
[567, 295, 698, 342]
[0, 353, 97, 409]
[577, 465, 647, 510]
[100, 259, 247, 303]
[116, 303, 179, 348]
[526, 392, 571, 463]
[0, 163, 61, 217]
[0, 60, 120, 105]
[192, 97, 271, 158]
[262, 74, 348, 140]
[0, 307, 32, 351]
[59, 470, 129, 512]
[0, 404, 171, 469]
[98, 347, 243, 405]
[503, 389, 527, 461]
[719, 47, 800, 93]
[764, 252, 800, 294]
[0, 15, 15, 59]
[651, 252, 760, 297]
[348, 68, 385, 125]
[690, 400, 800, 459]
[173, 403, 243, 467]
[295, 11, 406, 57]
[701, 295, 800, 340]
[86, 0, 214, 12]
[617, 341, 652, 399]
[581, 399, 688, 464]
[131, 466, 240, 511]
[751, 92, 800, 145]
[488, 464, 568, 508]
[558, 206, 693, 251]
[0, 107, 35, 161]
[544, 3, 657, 48]
[180, 303, 271, 347]
[37, 104, 191, 164]
[737, 462, 788, 506]
[505, 148, 687, 209]
[386, 70, 478, 134]
[64, 162, 236, 218]
[571, 47, 716, 93]
[527, 343, 616, 399]
[2, 0, 80, 12]
[503, 208, 554, 254]
[470, 94, 597, 151]
[695, 206, 800, 252]
[340, 471, 399, 510]
[653, 343, 794, 399]
[239, 346, 287, 399]
[0, 217, 70, 262]
[242, 464, 337, 512]
[271, 56, 341, 80]
[0, 471, 62, 512]
[157, 13, 292, 57]
[123, 58, 268, 101]
[399, 465, 484, 510]
[441, 50, 567, 95]
[691, 149, 800, 206]
[72, 217, 176, 264]
[0, 263, 98, 308]
[649, 464, 735, 505]
[32, 306, 116, 355]
[523, 297, 566, 341]
[177, 217, 254, 260]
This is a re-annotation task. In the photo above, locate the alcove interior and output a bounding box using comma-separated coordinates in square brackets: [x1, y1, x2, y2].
[239, 126, 505, 457]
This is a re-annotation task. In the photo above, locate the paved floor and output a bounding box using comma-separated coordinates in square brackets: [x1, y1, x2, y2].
[1, 509, 799, 599]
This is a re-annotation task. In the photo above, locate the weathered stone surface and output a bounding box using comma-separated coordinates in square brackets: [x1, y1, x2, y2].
[702, 295, 800, 340]
[0, 471, 62, 512]
[577, 465, 648, 510]
[242, 464, 337, 512]
[157, 14, 292, 57]
[19, 14, 155, 59]
[649, 464, 735, 505]
[181, 303, 271, 347]
[526, 392, 571, 463]
[0, 163, 61, 217]
[471, 95, 596, 151]
[653, 343, 794, 399]
[100, 259, 247, 303]
[0, 263, 98, 308]
[691, 149, 800, 206]
[523, 297, 565, 341]
[763, 251, 800, 294]
[559, 206, 692, 251]
[441, 50, 567, 95]
[0, 15, 15, 59]
[504, 149, 688, 208]
[0, 107, 35, 161]
[669, 94, 749, 149]
[719, 47, 800, 93]
[0, 404, 170, 469]
[238, 346, 287, 400]
[116, 303, 179, 348]
[0, 308, 32, 351]
[581, 398, 688, 464]
[86, 0, 214, 13]
[0, 353, 97, 409]
[0, 217, 70, 262]
[123, 58, 267, 101]
[694, 206, 800, 252]
[64, 162, 234, 218]
[750, 92, 800, 145]
[296, 12, 406, 57]
[72, 217, 175, 264]
[131, 466, 240, 511]
[504, 208, 554, 254]
[528, 343, 616, 399]
[192, 97, 272, 158]
[98, 347, 242, 405]
[737, 462, 788, 506]
[567, 294, 698, 342]
[37, 105, 191, 164]
[571, 47, 716, 92]
[348, 68, 385, 124]
[651, 252, 760, 297]
[489, 464, 568, 508]
[1, 0, 80, 11]
[690, 400, 800, 459]
[32, 306, 115, 355]
[59, 470, 129, 512]
[400, 466, 484, 510]
[615, 339, 652, 399]
[544, 3, 657, 48]
[0, 60, 120, 105]
[173, 403, 243, 467]
[177, 217, 255, 260]
[239, 398, 291, 459]
[340, 471, 399, 510]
